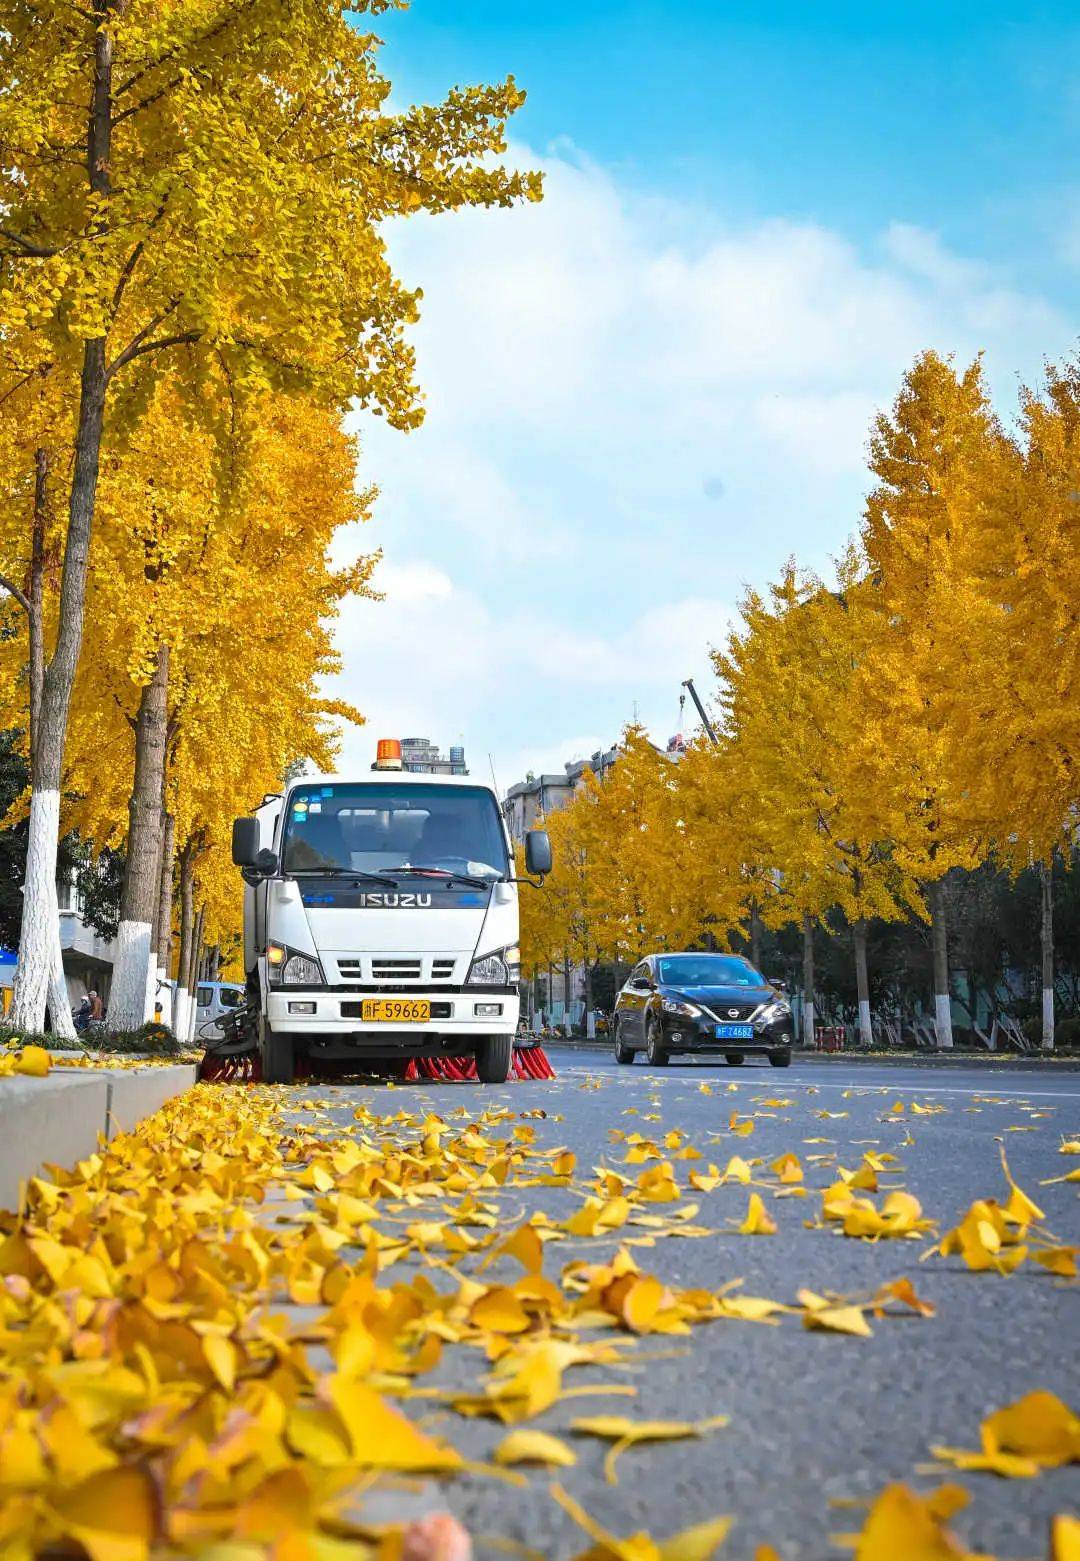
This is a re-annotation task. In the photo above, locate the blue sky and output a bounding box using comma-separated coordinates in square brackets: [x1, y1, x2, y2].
[332, 2, 1079, 783]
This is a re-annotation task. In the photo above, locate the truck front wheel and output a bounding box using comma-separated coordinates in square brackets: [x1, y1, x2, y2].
[475, 1033, 513, 1083]
[259, 1017, 296, 1085]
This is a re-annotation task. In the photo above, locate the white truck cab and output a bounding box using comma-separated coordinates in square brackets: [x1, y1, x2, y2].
[231, 741, 551, 1083]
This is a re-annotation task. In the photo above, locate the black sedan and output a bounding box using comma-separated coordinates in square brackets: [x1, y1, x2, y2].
[612, 952, 794, 1067]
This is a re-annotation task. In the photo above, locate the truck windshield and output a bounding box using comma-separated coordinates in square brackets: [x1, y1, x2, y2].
[281, 782, 509, 880]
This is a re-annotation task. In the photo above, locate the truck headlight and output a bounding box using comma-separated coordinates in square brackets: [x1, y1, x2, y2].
[267, 943, 324, 986]
[468, 944, 519, 985]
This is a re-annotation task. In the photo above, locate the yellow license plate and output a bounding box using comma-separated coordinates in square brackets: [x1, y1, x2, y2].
[361, 999, 430, 1023]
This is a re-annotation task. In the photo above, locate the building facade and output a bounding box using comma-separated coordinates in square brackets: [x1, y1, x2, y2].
[400, 737, 468, 776]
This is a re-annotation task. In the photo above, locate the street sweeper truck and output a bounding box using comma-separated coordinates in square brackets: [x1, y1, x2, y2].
[223, 739, 553, 1084]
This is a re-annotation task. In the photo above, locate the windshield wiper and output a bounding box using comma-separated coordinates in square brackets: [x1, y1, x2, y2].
[379, 864, 490, 890]
[290, 866, 399, 889]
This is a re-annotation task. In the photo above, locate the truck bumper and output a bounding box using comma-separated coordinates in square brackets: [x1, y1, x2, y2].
[266, 989, 519, 1041]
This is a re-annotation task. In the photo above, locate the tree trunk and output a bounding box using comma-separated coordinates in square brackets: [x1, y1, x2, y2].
[853, 918, 872, 1047]
[109, 645, 170, 1029]
[584, 959, 594, 1038]
[28, 450, 47, 766]
[926, 878, 953, 1048]
[12, 0, 113, 1032]
[174, 845, 194, 1042]
[186, 903, 205, 1042]
[1040, 858, 1054, 1051]
[801, 913, 815, 1047]
[26, 450, 78, 1041]
[750, 899, 762, 969]
[155, 809, 175, 1026]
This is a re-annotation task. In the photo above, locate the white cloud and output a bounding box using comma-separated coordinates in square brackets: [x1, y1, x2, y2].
[331, 141, 1071, 786]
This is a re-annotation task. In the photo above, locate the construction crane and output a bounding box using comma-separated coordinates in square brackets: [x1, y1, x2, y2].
[682, 678, 719, 747]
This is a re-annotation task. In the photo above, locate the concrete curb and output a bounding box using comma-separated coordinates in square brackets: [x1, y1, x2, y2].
[0, 1063, 197, 1210]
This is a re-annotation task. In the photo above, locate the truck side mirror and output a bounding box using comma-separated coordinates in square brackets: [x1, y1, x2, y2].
[232, 817, 261, 867]
[525, 829, 552, 877]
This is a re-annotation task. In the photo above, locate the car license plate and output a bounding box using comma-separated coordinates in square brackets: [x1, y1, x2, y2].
[361, 999, 431, 1023]
[715, 1023, 754, 1040]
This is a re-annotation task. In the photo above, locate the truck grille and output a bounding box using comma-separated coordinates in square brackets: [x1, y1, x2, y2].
[334, 956, 461, 985]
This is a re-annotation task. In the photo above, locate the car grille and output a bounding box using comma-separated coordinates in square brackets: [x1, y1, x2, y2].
[334, 956, 461, 985]
[704, 1000, 760, 1021]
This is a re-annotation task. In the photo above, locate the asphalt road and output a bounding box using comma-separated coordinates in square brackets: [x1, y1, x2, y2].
[303, 1049, 1080, 1561]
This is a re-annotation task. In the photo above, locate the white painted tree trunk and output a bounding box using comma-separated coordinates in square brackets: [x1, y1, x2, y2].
[1040, 859, 1054, 1051]
[853, 918, 872, 1048]
[801, 913, 815, 1047]
[927, 879, 953, 1048]
[144, 948, 158, 1024]
[47, 875, 77, 1040]
[802, 997, 815, 1048]
[858, 999, 872, 1047]
[174, 987, 189, 1041]
[108, 919, 154, 1032]
[934, 992, 954, 1048]
[11, 788, 61, 1033]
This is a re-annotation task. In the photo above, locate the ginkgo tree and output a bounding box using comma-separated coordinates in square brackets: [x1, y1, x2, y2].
[0, 0, 540, 1031]
[856, 351, 1006, 1046]
[55, 382, 375, 1027]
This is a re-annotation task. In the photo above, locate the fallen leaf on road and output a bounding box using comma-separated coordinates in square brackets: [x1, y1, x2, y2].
[494, 1429, 577, 1467]
[845, 1482, 988, 1559]
[736, 1194, 777, 1235]
[568, 1409, 731, 1482]
[1051, 1514, 1080, 1560]
[799, 1290, 872, 1338]
[554, 1480, 733, 1561]
[932, 1390, 1080, 1478]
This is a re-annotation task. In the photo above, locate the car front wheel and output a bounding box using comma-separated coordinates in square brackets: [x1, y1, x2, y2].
[614, 1021, 635, 1065]
[768, 1049, 792, 1068]
[645, 1016, 669, 1066]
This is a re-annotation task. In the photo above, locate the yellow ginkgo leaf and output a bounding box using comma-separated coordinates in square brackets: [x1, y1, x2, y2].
[737, 1194, 776, 1236]
[770, 1153, 803, 1184]
[49, 1465, 159, 1561]
[852, 1482, 979, 1560]
[571, 1414, 729, 1484]
[493, 1429, 577, 1467]
[14, 1045, 51, 1077]
[1051, 1513, 1080, 1561]
[321, 1377, 462, 1470]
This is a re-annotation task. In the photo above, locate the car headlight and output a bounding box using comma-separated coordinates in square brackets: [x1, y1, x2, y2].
[267, 943, 324, 986]
[757, 999, 791, 1026]
[662, 997, 701, 1018]
[468, 944, 519, 985]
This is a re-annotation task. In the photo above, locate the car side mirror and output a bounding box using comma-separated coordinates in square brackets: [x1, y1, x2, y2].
[525, 829, 552, 877]
[769, 976, 789, 993]
[232, 817, 261, 867]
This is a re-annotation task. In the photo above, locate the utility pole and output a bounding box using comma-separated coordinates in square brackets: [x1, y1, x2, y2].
[682, 679, 719, 746]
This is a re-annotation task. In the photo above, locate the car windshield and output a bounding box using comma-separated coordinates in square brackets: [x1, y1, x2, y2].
[281, 782, 509, 880]
[656, 954, 765, 988]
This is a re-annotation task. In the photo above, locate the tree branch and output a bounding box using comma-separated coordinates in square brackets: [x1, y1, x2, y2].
[0, 573, 31, 615]
[107, 329, 201, 378]
[0, 225, 59, 258]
